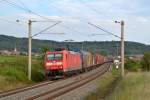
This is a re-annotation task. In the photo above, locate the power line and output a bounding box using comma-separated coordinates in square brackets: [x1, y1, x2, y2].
[0, 17, 25, 25]
[48, 2, 117, 39]
[32, 21, 62, 37]
[49, 3, 89, 24]
[4, 0, 97, 39]
[90, 33, 110, 36]
[48, 2, 107, 37]
[2, 0, 84, 38]
[88, 22, 121, 39]
[17, 0, 29, 10]
[47, 0, 118, 37]
[3, 0, 117, 40]
[0, 17, 43, 31]
[2, 0, 59, 22]
[78, 0, 101, 15]
[3, 0, 31, 12]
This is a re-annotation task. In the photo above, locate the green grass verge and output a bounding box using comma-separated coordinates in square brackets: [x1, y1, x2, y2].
[0, 55, 45, 92]
[85, 69, 120, 100]
[106, 72, 150, 100]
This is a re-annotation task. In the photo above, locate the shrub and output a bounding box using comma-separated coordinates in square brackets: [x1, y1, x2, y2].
[125, 58, 139, 71]
[31, 60, 45, 82]
[141, 51, 150, 71]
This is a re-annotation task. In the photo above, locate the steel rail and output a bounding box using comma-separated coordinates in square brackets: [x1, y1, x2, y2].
[0, 62, 111, 99]
[27, 63, 110, 100]
[0, 81, 54, 98]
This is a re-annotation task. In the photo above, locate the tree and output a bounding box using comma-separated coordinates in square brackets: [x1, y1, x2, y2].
[125, 58, 139, 71]
[39, 45, 50, 60]
[141, 51, 150, 71]
[40, 45, 50, 54]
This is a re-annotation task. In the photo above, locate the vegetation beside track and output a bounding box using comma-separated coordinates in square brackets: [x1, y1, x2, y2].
[85, 51, 150, 100]
[106, 72, 150, 100]
[85, 67, 120, 100]
[0, 55, 45, 92]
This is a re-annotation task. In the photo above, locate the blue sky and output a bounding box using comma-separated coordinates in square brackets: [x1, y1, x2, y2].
[0, 0, 150, 44]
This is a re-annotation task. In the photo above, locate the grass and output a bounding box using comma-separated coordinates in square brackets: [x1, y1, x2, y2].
[0, 55, 21, 62]
[106, 72, 150, 100]
[85, 68, 120, 100]
[0, 55, 45, 92]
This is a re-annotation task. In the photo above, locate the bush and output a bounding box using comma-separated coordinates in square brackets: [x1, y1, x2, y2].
[31, 60, 45, 82]
[141, 51, 150, 71]
[125, 58, 139, 71]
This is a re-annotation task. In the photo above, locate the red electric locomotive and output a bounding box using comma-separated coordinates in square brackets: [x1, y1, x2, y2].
[44, 49, 82, 79]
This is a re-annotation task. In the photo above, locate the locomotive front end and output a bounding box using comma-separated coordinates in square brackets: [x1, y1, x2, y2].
[45, 52, 64, 79]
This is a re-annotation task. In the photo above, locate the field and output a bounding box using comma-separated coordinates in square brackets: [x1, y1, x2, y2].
[0, 55, 45, 92]
[106, 72, 150, 100]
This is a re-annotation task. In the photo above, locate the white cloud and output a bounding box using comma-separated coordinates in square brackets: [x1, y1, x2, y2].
[0, 0, 150, 44]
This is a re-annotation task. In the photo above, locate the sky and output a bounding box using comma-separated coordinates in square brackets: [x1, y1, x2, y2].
[0, 0, 150, 44]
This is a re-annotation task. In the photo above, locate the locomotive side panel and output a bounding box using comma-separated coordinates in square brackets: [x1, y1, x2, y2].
[64, 51, 82, 72]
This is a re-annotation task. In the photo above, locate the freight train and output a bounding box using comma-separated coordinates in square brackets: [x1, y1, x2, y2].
[44, 48, 108, 79]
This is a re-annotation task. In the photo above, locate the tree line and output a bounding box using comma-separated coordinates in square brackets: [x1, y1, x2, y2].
[0, 35, 150, 56]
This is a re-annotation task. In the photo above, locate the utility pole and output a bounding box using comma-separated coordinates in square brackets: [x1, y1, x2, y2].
[82, 42, 84, 50]
[116, 43, 118, 58]
[115, 20, 125, 78]
[26, 20, 61, 80]
[28, 20, 32, 80]
[121, 20, 124, 77]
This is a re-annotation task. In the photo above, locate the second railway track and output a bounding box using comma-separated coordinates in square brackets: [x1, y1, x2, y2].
[0, 80, 54, 98]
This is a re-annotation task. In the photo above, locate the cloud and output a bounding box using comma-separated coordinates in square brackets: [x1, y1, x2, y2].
[0, 0, 150, 44]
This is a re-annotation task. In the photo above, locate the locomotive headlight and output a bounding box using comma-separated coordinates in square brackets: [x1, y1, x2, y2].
[56, 62, 62, 65]
[59, 66, 63, 69]
[46, 62, 53, 66]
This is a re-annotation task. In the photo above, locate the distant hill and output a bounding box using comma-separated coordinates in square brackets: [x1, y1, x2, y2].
[0, 35, 150, 56]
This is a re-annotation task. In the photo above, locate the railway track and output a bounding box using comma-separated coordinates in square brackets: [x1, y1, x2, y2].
[0, 63, 111, 100]
[0, 80, 54, 98]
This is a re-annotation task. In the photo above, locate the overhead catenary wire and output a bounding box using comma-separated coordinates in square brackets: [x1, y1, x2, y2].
[78, 0, 120, 38]
[0, 17, 25, 25]
[2, 0, 60, 22]
[47, 0, 109, 38]
[1, 0, 70, 38]
[0, 17, 50, 33]
[88, 22, 121, 39]
[32, 21, 62, 37]
[78, 0, 102, 15]
[90, 33, 110, 36]
[17, 0, 29, 11]
[48, 1, 118, 38]
[37, 2, 91, 38]
[4, 0, 107, 38]
[2, 0, 119, 40]
[2, 0, 85, 38]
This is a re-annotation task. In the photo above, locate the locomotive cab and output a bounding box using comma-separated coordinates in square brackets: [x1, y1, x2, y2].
[45, 53, 63, 70]
[45, 52, 64, 78]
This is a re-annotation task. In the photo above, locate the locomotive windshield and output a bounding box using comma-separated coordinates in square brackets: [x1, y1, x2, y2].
[47, 54, 55, 60]
[47, 53, 62, 60]
[55, 54, 62, 60]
